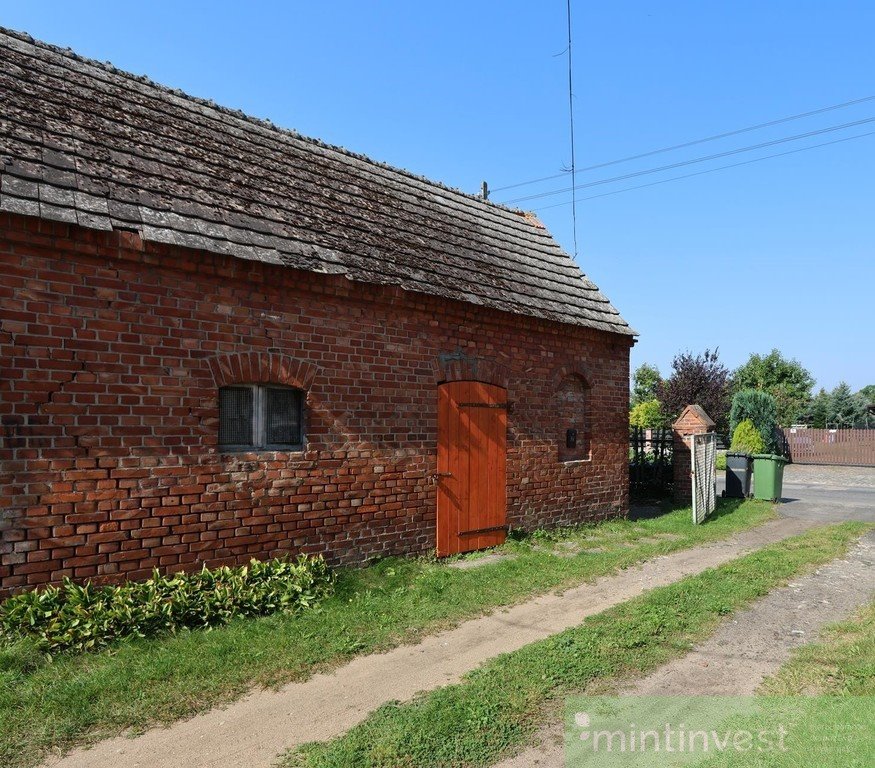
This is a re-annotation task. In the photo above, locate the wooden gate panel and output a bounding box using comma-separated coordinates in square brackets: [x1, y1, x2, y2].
[780, 428, 875, 466]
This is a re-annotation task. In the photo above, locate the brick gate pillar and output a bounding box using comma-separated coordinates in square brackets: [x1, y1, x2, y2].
[672, 405, 716, 504]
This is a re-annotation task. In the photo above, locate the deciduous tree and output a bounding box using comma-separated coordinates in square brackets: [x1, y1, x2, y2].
[631, 363, 662, 407]
[732, 349, 814, 426]
[657, 349, 730, 432]
[629, 399, 667, 429]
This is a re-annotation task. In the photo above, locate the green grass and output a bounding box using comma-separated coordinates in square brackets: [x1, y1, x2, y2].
[693, 601, 875, 767]
[0, 498, 774, 767]
[283, 522, 868, 768]
[761, 600, 875, 697]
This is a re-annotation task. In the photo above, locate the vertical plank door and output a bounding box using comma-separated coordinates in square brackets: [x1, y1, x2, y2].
[436, 381, 507, 556]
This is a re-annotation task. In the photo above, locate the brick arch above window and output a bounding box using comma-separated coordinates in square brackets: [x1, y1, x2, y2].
[207, 352, 319, 391]
[433, 350, 512, 392]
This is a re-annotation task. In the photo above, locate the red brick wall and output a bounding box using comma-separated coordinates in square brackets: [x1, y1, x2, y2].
[672, 408, 715, 504]
[0, 212, 633, 592]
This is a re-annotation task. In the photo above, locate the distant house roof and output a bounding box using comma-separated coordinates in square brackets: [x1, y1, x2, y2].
[0, 28, 634, 336]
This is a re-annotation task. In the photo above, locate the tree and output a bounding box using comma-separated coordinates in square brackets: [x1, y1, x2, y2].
[629, 399, 667, 429]
[829, 382, 866, 427]
[732, 349, 814, 426]
[805, 388, 830, 428]
[631, 364, 662, 407]
[857, 385, 875, 427]
[729, 389, 779, 453]
[657, 349, 731, 432]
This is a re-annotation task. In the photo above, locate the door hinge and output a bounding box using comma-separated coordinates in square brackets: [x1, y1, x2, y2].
[460, 525, 508, 535]
[458, 401, 513, 411]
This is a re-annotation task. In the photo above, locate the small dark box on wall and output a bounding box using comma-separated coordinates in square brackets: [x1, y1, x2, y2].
[566, 428, 577, 449]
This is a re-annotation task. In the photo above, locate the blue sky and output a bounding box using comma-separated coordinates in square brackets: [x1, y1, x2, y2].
[3, 1, 873, 391]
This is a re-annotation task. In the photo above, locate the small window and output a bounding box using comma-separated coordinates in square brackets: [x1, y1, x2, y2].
[219, 386, 254, 446]
[219, 385, 303, 450]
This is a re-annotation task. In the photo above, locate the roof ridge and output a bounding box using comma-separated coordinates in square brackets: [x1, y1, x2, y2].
[0, 25, 532, 220]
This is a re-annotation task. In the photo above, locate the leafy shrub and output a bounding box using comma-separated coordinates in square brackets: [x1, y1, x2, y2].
[730, 419, 766, 455]
[715, 452, 727, 471]
[0, 555, 333, 655]
[729, 389, 778, 452]
[629, 399, 667, 428]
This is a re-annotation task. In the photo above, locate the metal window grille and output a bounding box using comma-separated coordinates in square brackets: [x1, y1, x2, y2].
[219, 386, 254, 447]
[264, 386, 302, 447]
[218, 385, 303, 450]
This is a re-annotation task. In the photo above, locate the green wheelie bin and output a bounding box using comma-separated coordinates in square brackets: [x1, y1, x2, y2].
[752, 454, 788, 502]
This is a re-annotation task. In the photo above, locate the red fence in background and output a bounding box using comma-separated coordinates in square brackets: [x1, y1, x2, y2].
[780, 428, 875, 466]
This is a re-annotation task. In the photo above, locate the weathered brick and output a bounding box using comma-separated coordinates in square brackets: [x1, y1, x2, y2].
[1, 212, 631, 593]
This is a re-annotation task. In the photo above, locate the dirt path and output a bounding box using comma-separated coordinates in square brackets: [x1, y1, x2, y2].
[45, 517, 817, 768]
[494, 528, 875, 767]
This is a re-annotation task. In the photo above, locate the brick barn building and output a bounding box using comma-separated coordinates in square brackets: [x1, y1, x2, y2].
[0, 29, 635, 592]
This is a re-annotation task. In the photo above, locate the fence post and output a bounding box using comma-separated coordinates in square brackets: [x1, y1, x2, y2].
[673, 405, 716, 504]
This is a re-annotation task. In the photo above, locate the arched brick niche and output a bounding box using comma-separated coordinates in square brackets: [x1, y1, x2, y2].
[549, 364, 592, 393]
[551, 365, 592, 462]
[433, 349, 512, 391]
[207, 352, 319, 390]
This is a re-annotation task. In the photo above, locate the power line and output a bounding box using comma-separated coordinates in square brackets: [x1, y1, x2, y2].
[565, 0, 578, 258]
[531, 129, 875, 211]
[500, 114, 875, 205]
[490, 93, 875, 194]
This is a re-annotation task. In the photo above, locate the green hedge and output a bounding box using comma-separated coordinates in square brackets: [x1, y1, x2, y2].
[0, 555, 333, 655]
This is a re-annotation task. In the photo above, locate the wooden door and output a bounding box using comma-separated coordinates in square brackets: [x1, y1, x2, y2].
[436, 381, 508, 556]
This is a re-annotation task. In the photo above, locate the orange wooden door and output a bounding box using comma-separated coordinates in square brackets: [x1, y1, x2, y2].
[436, 381, 508, 556]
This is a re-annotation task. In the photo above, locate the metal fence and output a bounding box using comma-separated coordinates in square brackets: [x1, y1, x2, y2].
[779, 428, 875, 466]
[629, 426, 673, 495]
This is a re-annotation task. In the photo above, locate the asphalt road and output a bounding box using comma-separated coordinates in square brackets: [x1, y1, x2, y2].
[778, 464, 875, 522]
[719, 463, 875, 523]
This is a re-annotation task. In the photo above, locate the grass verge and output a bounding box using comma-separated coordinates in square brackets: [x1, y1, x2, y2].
[693, 600, 875, 767]
[0, 498, 773, 767]
[760, 600, 875, 697]
[284, 522, 868, 768]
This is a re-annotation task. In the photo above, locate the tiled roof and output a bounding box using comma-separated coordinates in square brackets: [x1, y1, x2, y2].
[0, 28, 635, 336]
[673, 405, 717, 429]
